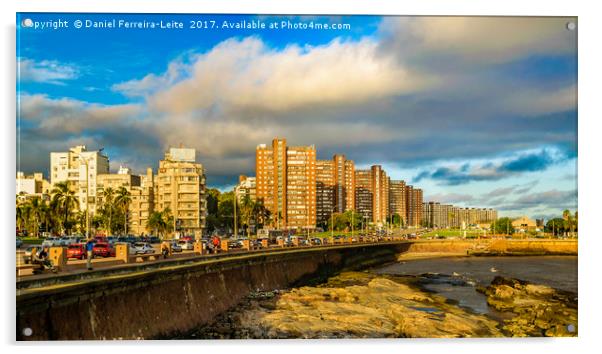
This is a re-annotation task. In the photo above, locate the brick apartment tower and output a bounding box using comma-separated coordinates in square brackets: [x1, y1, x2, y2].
[315, 154, 355, 225]
[389, 180, 407, 226]
[354, 165, 389, 225]
[255, 138, 316, 230]
[405, 185, 423, 227]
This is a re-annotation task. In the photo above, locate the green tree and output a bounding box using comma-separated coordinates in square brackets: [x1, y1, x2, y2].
[491, 217, 515, 235]
[51, 181, 79, 235]
[100, 187, 116, 235]
[114, 187, 132, 235]
[545, 218, 567, 237]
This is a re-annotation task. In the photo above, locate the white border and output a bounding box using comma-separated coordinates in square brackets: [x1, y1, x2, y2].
[3, 1, 601, 354]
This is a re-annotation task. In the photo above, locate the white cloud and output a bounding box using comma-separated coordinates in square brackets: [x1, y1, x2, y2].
[115, 36, 434, 114]
[18, 58, 80, 85]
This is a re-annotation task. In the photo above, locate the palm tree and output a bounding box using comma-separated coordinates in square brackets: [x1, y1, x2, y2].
[114, 187, 132, 235]
[27, 197, 44, 238]
[51, 181, 79, 235]
[101, 187, 116, 235]
[240, 195, 255, 236]
[146, 208, 173, 237]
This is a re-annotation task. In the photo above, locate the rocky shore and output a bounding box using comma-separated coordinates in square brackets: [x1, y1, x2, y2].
[180, 271, 577, 339]
[186, 272, 503, 338]
[477, 276, 578, 337]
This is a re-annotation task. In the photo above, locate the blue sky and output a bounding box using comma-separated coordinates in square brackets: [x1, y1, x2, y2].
[16, 13, 577, 220]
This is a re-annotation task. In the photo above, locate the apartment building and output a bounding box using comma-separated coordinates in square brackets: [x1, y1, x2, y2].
[405, 185, 423, 227]
[235, 175, 256, 203]
[354, 169, 373, 222]
[129, 168, 155, 235]
[423, 202, 498, 229]
[354, 165, 389, 225]
[50, 145, 109, 214]
[314, 154, 355, 225]
[255, 138, 316, 230]
[316, 159, 335, 225]
[155, 147, 207, 238]
[97, 166, 154, 235]
[16, 172, 51, 202]
[389, 180, 407, 226]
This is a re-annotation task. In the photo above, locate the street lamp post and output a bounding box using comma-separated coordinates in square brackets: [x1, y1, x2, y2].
[233, 191, 238, 238]
[76, 153, 90, 239]
[351, 209, 354, 239]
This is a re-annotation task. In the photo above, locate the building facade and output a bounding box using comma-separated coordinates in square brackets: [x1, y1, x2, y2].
[256, 138, 316, 230]
[155, 147, 207, 238]
[316, 159, 335, 225]
[405, 185, 423, 227]
[389, 180, 407, 226]
[16, 172, 51, 202]
[354, 165, 389, 225]
[235, 175, 256, 203]
[50, 145, 110, 214]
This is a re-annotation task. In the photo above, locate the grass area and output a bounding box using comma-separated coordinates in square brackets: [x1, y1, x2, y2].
[421, 230, 487, 238]
[20, 237, 44, 245]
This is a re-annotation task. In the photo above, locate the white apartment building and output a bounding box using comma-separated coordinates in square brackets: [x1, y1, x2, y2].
[50, 145, 109, 213]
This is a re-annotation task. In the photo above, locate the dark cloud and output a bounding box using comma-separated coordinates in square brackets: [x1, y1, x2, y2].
[413, 149, 572, 186]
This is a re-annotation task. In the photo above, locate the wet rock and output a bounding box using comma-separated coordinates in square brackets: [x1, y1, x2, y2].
[220, 272, 502, 338]
[480, 276, 577, 337]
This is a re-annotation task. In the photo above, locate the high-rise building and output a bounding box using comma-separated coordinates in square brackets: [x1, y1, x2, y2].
[354, 165, 389, 225]
[50, 145, 110, 214]
[354, 169, 373, 223]
[333, 155, 355, 213]
[155, 147, 207, 238]
[405, 185, 423, 227]
[255, 138, 316, 230]
[389, 180, 407, 226]
[315, 154, 355, 226]
[316, 160, 335, 225]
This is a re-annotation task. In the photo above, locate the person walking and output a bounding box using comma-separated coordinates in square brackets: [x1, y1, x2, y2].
[85, 238, 95, 271]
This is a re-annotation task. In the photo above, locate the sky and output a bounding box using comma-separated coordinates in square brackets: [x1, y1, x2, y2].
[16, 13, 578, 220]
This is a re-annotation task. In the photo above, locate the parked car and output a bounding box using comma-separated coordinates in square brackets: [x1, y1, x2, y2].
[93, 242, 116, 257]
[16, 237, 23, 248]
[149, 236, 162, 244]
[132, 242, 155, 254]
[106, 236, 117, 245]
[169, 240, 183, 252]
[178, 240, 194, 250]
[42, 237, 61, 247]
[67, 243, 87, 260]
[23, 246, 39, 264]
[310, 238, 322, 246]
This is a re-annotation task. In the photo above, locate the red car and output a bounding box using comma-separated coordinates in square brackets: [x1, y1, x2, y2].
[67, 243, 87, 260]
[92, 243, 116, 258]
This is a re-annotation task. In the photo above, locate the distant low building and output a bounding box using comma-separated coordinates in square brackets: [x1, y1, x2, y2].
[16, 171, 50, 202]
[512, 216, 537, 232]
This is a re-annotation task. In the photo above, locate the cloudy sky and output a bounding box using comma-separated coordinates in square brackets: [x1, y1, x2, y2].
[16, 14, 577, 219]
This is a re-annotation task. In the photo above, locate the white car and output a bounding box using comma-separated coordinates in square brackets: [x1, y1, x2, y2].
[178, 240, 194, 250]
[42, 237, 61, 247]
[132, 242, 155, 254]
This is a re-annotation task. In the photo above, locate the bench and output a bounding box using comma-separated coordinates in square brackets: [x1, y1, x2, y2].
[129, 253, 159, 263]
[16, 264, 36, 276]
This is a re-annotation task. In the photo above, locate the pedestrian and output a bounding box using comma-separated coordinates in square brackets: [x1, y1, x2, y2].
[85, 238, 95, 270]
[161, 240, 170, 259]
[212, 235, 220, 253]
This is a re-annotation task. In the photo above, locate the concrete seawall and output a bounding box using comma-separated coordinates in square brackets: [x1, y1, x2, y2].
[16, 239, 576, 340]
